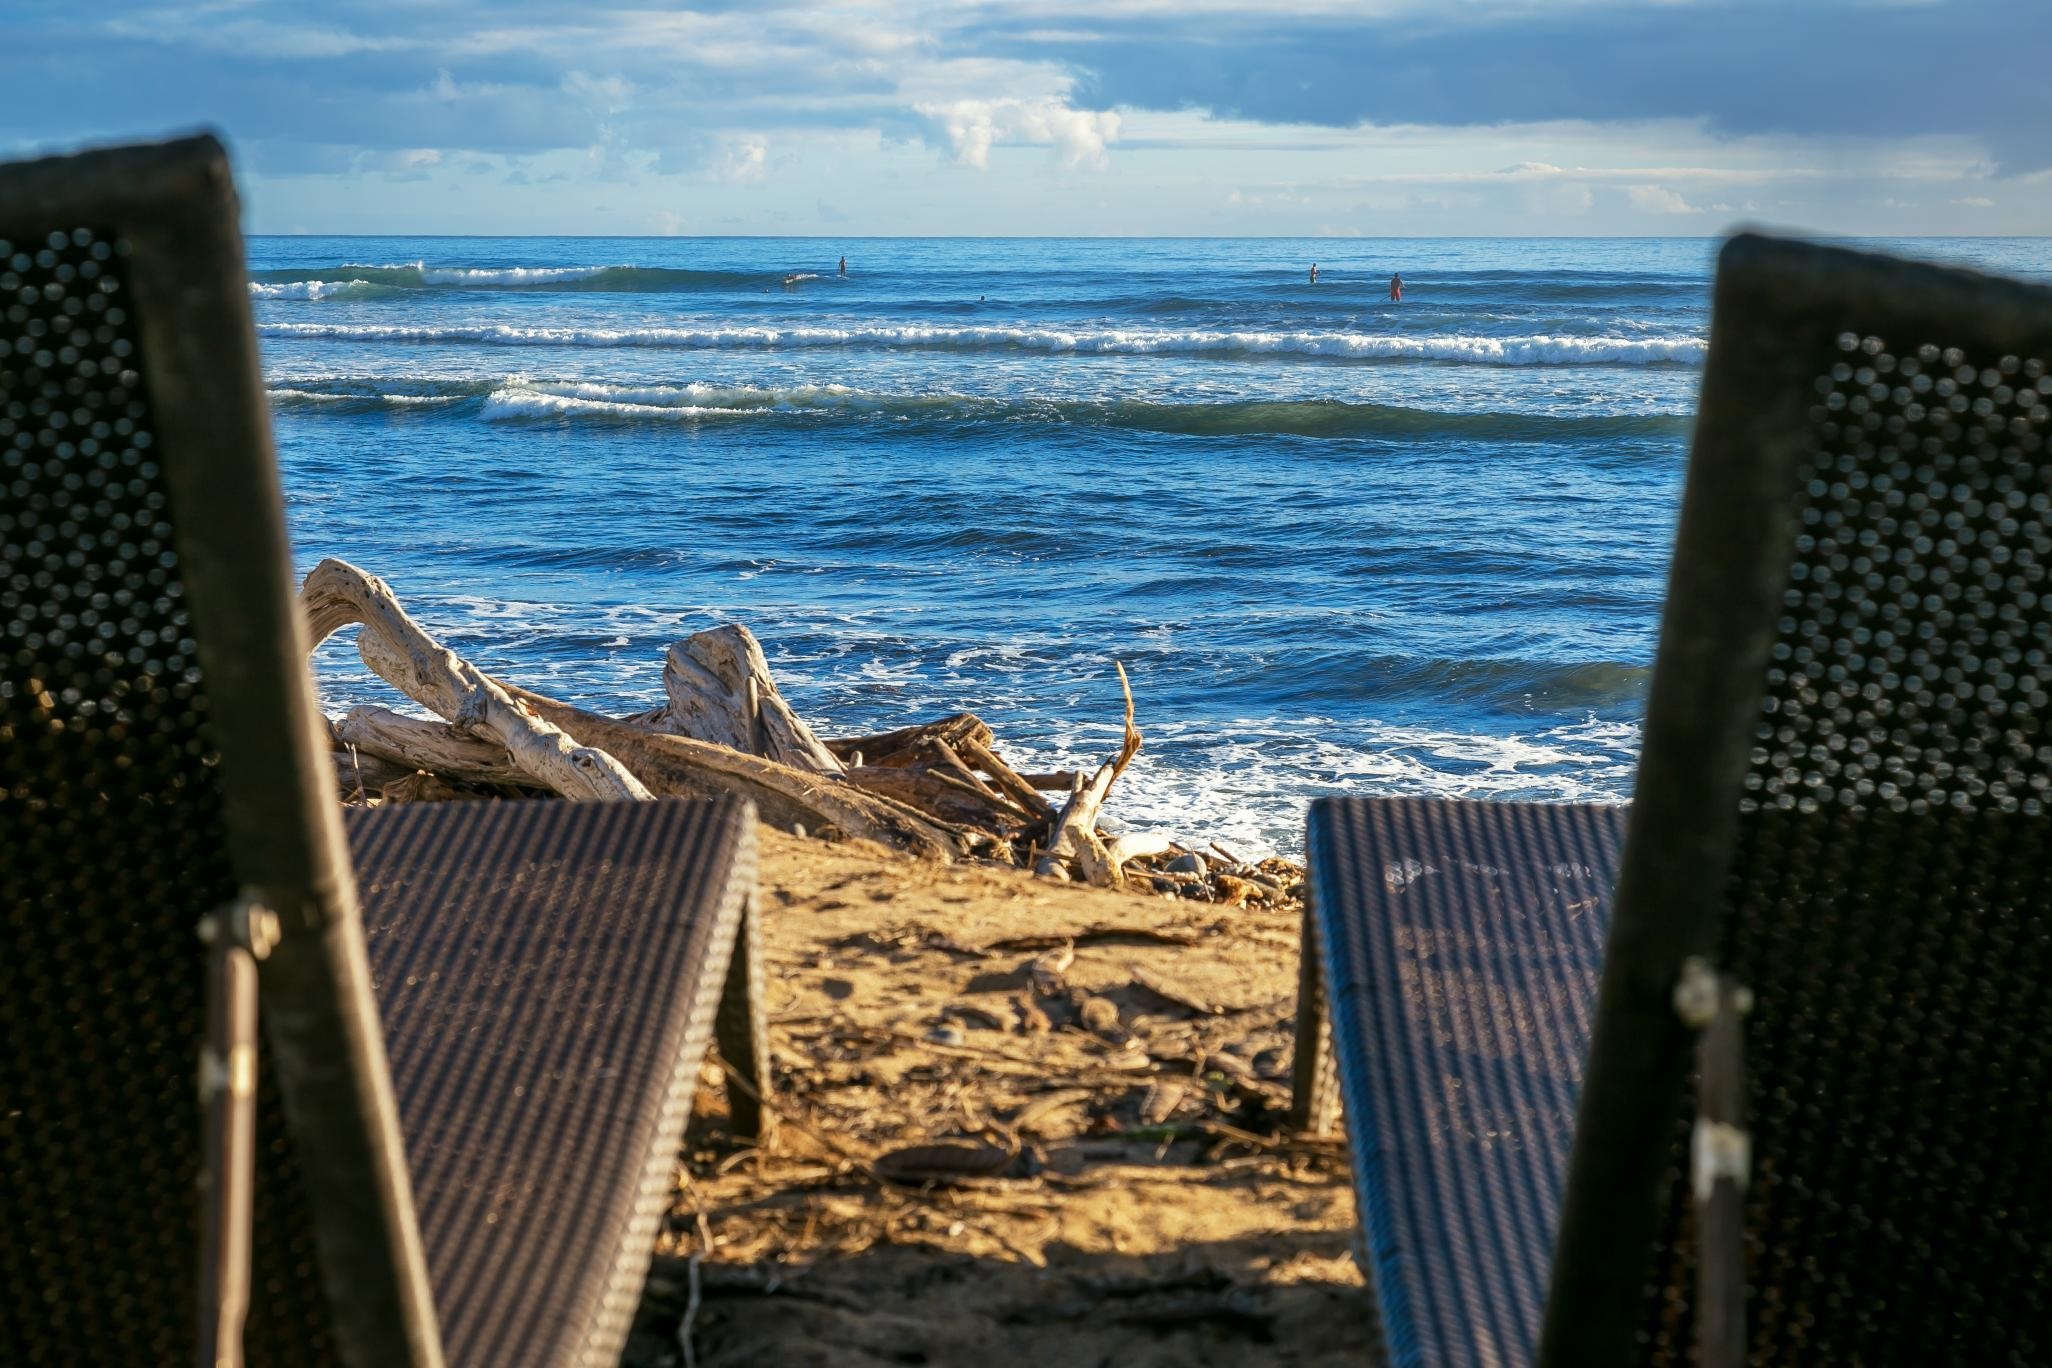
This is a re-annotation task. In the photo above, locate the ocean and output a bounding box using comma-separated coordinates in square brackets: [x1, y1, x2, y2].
[252, 235, 2052, 854]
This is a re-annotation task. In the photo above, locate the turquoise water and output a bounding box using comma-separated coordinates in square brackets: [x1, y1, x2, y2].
[253, 235, 2052, 852]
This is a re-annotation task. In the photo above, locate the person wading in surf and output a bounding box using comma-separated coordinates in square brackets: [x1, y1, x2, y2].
[839, 255, 847, 276]
[1389, 272, 1404, 302]
[1309, 263, 1319, 284]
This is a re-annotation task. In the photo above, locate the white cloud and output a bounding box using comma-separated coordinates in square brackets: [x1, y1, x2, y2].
[28, 0, 2045, 233]
[1626, 184, 1700, 213]
[563, 72, 634, 109]
[918, 98, 1121, 170]
[714, 136, 769, 183]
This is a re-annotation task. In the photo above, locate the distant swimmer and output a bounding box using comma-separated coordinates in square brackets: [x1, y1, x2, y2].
[1309, 263, 1319, 284]
[838, 255, 847, 276]
[1389, 272, 1404, 302]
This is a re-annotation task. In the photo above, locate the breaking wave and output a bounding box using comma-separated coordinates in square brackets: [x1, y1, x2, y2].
[257, 320, 1706, 365]
[248, 279, 389, 300]
[268, 376, 1690, 440]
[249, 263, 783, 293]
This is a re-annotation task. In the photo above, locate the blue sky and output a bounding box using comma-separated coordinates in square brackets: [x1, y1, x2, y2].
[5, 0, 2048, 236]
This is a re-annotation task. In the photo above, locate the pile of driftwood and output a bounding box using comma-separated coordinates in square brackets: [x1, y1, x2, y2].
[305, 558, 1301, 903]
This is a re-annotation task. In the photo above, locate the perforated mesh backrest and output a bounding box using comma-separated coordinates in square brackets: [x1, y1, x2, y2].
[1651, 332, 2052, 1365]
[1544, 237, 2052, 1367]
[0, 137, 439, 1367]
[0, 224, 260, 1363]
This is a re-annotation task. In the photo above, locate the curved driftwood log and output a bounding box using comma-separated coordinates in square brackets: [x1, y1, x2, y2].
[300, 559, 652, 802]
[824, 711, 1053, 829]
[299, 559, 958, 856]
[333, 706, 543, 791]
[503, 685, 963, 860]
[654, 626, 845, 776]
[1036, 663, 1144, 887]
[841, 763, 1030, 832]
[825, 713, 993, 766]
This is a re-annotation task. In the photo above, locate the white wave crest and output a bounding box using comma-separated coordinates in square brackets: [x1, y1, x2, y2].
[479, 388, 732, 421]
[418, 265, 614, 286]
[266, 377, 884, 418]
[256, 320, 1706, 366]
[248, 279, 378, 300]
[267, 386, 462, 407]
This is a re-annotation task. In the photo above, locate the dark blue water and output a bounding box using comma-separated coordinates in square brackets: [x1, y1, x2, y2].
[253, 235, 2052, 852]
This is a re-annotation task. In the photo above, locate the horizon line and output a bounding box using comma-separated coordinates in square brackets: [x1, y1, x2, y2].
[244, 232, 2052, 241]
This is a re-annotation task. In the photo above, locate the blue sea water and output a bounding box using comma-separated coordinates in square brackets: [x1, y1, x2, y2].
[252, 235, 2052, 853]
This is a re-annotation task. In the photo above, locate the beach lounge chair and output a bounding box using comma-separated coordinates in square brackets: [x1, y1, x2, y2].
[0, 135, 770, 1366]
[1292, 235, 2052, 1366]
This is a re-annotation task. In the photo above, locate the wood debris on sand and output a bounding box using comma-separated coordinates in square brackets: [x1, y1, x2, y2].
[307, 556, 1308, 906]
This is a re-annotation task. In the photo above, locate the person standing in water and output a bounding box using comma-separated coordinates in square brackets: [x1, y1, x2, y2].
[1389, 272, 1404, 302]
[1309, 263, 1319, 284]
[838, 255, 847, 276]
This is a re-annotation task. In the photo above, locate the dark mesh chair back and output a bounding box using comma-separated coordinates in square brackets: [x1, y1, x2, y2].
[1543, 237, 2052, 1365]
[1, 137, 440, 1365]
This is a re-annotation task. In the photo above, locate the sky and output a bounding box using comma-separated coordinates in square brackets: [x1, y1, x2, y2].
[4, 0, 2049, 237]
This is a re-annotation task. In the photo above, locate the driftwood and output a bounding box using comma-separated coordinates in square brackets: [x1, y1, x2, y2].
[1017, 771, 1085, 792]
[950, 737, 1054, 820]
[1035, 664, 1143, 887]
[826, 712, 1049, 836]
[841, 764, 1029, 833]
[300, 556, 1301, 900]
[334, 706, 542, 790]
[300, 558, 957, 857]
[329, 747, 419, 802]
[826, 713, 992, 767]
[650, 626, 844, 776]
[1106, 831, 1178, 867]
[502, 685, 962, 860]
[301, 559, 650, 802]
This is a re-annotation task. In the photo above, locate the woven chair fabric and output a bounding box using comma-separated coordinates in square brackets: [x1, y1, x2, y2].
[346, 797, 755, 1368]
[1306, 797, 1628, 1368]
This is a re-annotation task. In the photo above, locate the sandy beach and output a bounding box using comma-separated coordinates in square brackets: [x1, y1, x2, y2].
[622, 826, 1371, 1368]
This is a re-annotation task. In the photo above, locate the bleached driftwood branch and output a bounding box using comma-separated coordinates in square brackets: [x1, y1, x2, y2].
[333, 706, 542, 791]
[300, 558, 962, 857]
[301, 558, 651, 801]
[1035, 663, 1143, 887]
[503, 684, 962, 860]
[651, 626, 845, 776]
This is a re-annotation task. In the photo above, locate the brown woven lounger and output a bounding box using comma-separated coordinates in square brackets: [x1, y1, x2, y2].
[1294, 236, 2052, 1366]
[0, 134, 768, 1367]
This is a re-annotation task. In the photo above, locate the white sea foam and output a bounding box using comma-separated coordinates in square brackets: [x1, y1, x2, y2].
[528, 380, 856, 409]
[267, 387, 355, 402]
[417, 265, 614, 286]
[1013, 715, 1642, 856]
[257, 319, 1705, 366]
[475, 380, 891, 421]
[248, 279, 379, 300]
[478, 388, 732, 421]
[267, 386, 463, 407]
